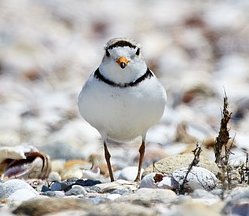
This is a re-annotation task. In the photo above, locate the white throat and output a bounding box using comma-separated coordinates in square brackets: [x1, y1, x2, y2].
[99, 57, 147, 84]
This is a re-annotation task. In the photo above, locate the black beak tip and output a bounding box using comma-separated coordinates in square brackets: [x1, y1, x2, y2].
[120, 62, 126, 69]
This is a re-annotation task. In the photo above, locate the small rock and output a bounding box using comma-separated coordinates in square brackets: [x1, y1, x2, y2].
[89, 202, 157, 216]
[139, 173, 158, 188]
[74, 179, 101, 187]
[8, 188, 38, 202]
[12, 198, 91, 216]
[225, 186, 249, 202]
[118, 166, 143, 181]
[110, 188, 132, 195]
[223, 199, 249, 216]
[0, 179, 38, 199]
[222, 186, 249, 215]
[44, 210, 88, 216]
[117, 188, 177, 205]
[65, 185, 87, 196]
[106, 193, 121, 200]
[143, 153, 220, 177]
[172, 166, 218, 191]
[0, 209, 15, 216]
[191, 189, 220, 199]
[95, 179, 137, 193]
[48, 171, 61, 182]
[168, 199, 222, 216]
[41, 191, 65, 197]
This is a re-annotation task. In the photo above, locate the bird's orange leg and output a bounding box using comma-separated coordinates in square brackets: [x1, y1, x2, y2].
[104, 141, 114, 182]
[134, 140, 145, 182]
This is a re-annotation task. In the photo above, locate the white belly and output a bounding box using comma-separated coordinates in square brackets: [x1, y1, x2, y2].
[78, 74, 166, 141]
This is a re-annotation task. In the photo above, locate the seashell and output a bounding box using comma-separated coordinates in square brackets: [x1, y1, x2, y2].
[140, 173, 178, 189]
[82, 166, 100, 179]
[60, 160, 100, 180]
[172, 166, 218, 191]
[0, 145, 51, 179]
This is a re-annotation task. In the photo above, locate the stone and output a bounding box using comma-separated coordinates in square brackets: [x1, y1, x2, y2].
[95, 179, 137, 193]
[88, 202, 158, 216]
[167, 199, 222, 216]
[12, 198, 91, 216]
[143, 153, 220, 177]
[118, 166, 143, 181]
[172, 166, 218, 191]
[222, 186, 249, 215]
[223, 199, 249, 216]
[117, 188, 177, 205]
[0, 179, 38, 199]
[8, 188, 38, 202]
[65, 185, 87, 196]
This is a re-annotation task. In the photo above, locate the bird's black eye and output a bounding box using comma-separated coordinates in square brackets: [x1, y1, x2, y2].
[136, 48, 140, 56]
[106, 49, 110, 57]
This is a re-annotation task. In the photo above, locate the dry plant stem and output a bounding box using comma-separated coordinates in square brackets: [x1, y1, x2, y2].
[247, 153, 249, 184]
[214, 95, 233, 194]
[179, 144, 202, 194]
[214, 95, 232, 164]
[239, 152, 249, 184]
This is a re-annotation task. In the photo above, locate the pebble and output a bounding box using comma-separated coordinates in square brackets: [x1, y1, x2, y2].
[143, 153, 220, 177]
[88, 202, 158, 216]
[117, 188, 177, 205]
[191, 189, 220, 200]
[8, 188, 38, 202]
[95, 179, 137, 193]
[223, 199, 249, 216]
[65, 185, 87, 196]
[0, 179, 38, 199]
[225, 186, 249, 202]
[118, 166, 143, 181]
[167, 199, 222, 216]
[172, 166, 218, 191]
[41, 191, 65, 198]
[12, 198, 91, 216]
[48, 171, 62, 182]
[0, 209, 15, 216]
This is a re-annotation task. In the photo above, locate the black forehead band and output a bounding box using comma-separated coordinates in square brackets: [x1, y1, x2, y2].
[106, 40, 137, 50]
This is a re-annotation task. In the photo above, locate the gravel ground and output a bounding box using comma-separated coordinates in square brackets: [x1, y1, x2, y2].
[1, 0, 249, 215]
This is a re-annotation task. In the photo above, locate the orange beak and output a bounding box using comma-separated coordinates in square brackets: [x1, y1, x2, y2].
[116, 56, 129, 69]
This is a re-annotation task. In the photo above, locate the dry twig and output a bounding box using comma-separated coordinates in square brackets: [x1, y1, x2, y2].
[179, 144, 202, 194]
[214, 95, 233, 193]
[214, 95, 232, 164]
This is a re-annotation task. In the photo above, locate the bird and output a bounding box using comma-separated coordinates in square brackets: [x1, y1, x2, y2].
[78, 38, 167, 182]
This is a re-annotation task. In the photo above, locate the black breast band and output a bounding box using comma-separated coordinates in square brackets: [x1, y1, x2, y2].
[94, 68, 153, 88]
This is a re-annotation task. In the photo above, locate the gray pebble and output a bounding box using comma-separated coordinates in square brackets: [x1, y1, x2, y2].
[42, 191, 65, 197]
[172, 166, 218, 191]
[65, 185, 87, 196]
[8, 188, 38, 201]
[0, 179, 37, 199]
[117, 188, 177, 205]
[191, 189, 220, 199]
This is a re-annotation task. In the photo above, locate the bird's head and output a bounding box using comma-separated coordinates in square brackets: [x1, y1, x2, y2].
[99, 38, 147, 83]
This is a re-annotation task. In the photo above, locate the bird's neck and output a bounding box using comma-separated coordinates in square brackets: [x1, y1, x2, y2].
[99, 62, 147, 84]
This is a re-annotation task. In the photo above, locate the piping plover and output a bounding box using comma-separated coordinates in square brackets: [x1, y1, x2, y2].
[78, 38, 167, 181]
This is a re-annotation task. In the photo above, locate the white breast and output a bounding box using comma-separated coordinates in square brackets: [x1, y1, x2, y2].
[78, 72, 166, 142]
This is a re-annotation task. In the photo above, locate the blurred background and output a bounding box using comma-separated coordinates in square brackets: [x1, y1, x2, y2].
[0, 0, 249, 164]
